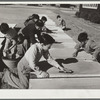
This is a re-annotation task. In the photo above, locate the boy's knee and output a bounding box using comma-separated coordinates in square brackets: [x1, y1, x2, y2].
[96, 52, 100, 63]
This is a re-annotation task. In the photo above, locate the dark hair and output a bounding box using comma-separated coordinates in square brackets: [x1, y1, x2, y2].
[0, 23, 9, 34]
[41, 16, 47, 22]
[25, 14, 39, 23]
[32, 14, 36, 18]
[33, 14, 39, 20]
[57, 15, 61, 19]
[28, 15, 33, 20]
[78, 32, 88, 42]
[35, 20, 44, 27]
[40, 33, 55, 45]
[96, 52, 100, 63]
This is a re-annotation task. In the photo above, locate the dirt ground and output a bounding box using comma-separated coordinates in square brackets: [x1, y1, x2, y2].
[0, 4, 100, 44]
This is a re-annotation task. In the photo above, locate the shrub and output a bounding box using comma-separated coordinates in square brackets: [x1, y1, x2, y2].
[89, 12, 100, 24]
[75, 11, 80, 17]
[80, 11, 89, 20]
[76, 11, 100, 24]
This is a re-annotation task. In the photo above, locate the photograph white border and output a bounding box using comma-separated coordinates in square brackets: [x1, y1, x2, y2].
[0, 1, 100, 99]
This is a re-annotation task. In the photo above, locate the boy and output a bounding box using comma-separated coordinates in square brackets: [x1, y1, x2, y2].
[0, 23, 18, 59]
[17, 33, 73, 89]
[41, 16, 53, 33]
[41, 16, 47, 24]
[24, 14, 39, 26]
[20, 20, 44, 46]
[57, 15, 67, 31]
[2, 33, 73, 89]
[73, 32, 100, 61]
[14, 14, 39, 32]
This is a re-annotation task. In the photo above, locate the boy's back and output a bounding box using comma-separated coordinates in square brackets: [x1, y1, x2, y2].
[85, 39, 99, 53]
[5, 28, 17, 40]
[24, 19, 35, 26]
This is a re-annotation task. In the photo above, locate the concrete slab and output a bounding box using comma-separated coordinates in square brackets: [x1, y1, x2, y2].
[29, 78, 100, 89]
[29, 14, 100, 89]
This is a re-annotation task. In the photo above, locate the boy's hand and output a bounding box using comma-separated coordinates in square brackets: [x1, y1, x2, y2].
[9, 68, 18, 75]
[3, 49, 11, 54]
[73, 52, 78, 57]
[36, 71, 49, 78]
[3, 49, 10, 52]
[59, 67, 73, 73]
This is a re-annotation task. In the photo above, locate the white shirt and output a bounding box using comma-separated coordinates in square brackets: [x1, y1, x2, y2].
[25, 43, 60, 71]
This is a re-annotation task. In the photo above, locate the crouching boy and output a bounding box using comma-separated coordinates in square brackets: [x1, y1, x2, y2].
[17, 33, 73, 89]
[57, 15, 67, 31]
[73, 32, 100, 61]
[0, 23, 18, 59]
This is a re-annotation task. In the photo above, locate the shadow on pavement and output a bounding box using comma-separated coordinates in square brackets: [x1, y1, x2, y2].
[38, 61, 53, 71]
[64, 58, 78, 64]
[30, 58, 78, 79]
[56, 58, 78, 67]
[37, 58, 78, 72]
[64, 28, 71, 31]
[54, 41, 62, 44]
[30, 61, 53, 79]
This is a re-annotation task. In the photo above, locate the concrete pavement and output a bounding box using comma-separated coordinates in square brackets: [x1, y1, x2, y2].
[39, 14, 100, 76]
[29, 78, 100, 89]
[29, 14, 100, 89]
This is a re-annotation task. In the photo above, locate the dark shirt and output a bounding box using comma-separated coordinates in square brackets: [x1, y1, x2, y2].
[24, 20, 35, 26]
[22, 23, 41, 44]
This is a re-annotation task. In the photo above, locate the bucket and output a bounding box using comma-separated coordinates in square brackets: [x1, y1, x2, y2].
[2, 58, 20, 69]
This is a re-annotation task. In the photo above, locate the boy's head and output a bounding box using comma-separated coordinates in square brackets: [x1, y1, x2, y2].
[35, 20, 44, 30]
[17, 34, 24, 44]
[78, 32, 88, 42]
[57, 15, 61, 19]
[41, 16, 47, 24]
[40, 33, 55, 51]
[0, 23, 9, 34]
[57, 15, 62, 22]
[32, 14, 39, 22]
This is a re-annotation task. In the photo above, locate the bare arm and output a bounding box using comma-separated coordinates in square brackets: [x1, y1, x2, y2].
[73, 43, 83, 57]
[43, 50, 64, 70]
[3, 38, 11, 51]
[9, 39, 17, 50]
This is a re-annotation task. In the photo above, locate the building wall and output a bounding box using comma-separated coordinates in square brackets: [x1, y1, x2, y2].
[79, 4, 100, 13]
[78, 4, 100, 23]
